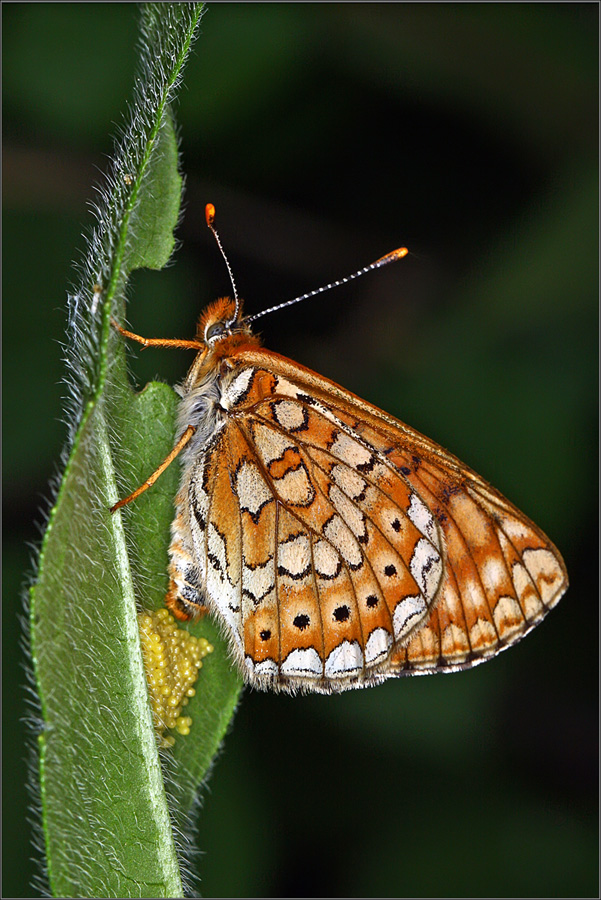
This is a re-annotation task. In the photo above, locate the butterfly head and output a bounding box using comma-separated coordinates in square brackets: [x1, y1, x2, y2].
[181, 297, 260, 393]
[198, 296, 246, 340]
[194, 296, 260, 358]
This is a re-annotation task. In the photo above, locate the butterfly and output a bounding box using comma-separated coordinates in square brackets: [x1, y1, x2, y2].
[111, 204, 568, 694]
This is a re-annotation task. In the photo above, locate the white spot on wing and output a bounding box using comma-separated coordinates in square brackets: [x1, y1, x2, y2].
[325, 640, 363, 676]
[204, 521, 243, 648]
[207, 522, 227, 576]
[281, 647, 323, 676]
[393, 594, 426, 639]
[493, 513, 531, 544]
[469, 617, 497, 651]
[255, 659, 279, 676]
[253, 423, 296, 466]
[243, 559, 275, 602]
[331, 464, 366, 501]
[330, 432, 373, 469]
[441, 623, 470, 659]
[407, 493, 439, 545]
[275, 465, 314, 506]
[273, 376, 300, 398]
[273, 400, 306, 430]
[480, 555, 509, 594]
[314, 540, 340, 578]
[330, 486, 367, 544]
[278, 534, 311, 577]
[236, 461, 272, 517]
[365, 627, 392, 665]
[223, 367, 254, 407]
[522, 548, 565, 606]
[414, 626, 439, 663]
[492, 595, 524, 637]
[511, 561, 544, 621]
[189, 458, 209, 520]
[324, 515, 362, 567]
[207, 575, 242, 651]
[410, 537, 442, 602]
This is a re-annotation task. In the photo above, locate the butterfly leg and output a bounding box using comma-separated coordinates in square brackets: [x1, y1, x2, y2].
[110, 317, 204, 351]
[110, 425, 196, 512]
[165, 501, 209, 621]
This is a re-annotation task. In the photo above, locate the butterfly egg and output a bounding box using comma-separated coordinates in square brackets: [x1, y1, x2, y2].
[137, 609, 214, 748]
[175, 716, 193, 736]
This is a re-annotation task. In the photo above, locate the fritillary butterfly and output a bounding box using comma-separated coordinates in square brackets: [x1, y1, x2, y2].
[112, 205, 568, 694]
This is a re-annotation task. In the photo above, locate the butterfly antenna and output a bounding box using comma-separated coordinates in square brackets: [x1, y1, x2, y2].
[246, 246, 409, 323]
[205, 203, 241, 325]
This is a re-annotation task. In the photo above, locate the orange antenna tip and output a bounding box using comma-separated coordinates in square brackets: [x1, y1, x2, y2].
[204, 203, 240, 314]
[377, 247, 408, 264]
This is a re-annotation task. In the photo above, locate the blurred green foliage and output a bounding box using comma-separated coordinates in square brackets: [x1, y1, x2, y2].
[3, 4, 597, 897]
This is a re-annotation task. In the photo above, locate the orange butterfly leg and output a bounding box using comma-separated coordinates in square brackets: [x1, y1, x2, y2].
[110, 425, 197, 512]
[110, 317, 205, 351]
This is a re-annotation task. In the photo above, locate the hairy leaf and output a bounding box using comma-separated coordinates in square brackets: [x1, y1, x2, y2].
[29, 5, 242, 897]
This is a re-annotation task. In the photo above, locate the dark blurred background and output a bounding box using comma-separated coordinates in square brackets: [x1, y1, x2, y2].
[3, 4, 598, 897]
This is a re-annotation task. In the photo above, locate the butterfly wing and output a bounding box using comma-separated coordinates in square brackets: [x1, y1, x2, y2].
[187, 349, 567, 692]
[387, 456, 566, 673]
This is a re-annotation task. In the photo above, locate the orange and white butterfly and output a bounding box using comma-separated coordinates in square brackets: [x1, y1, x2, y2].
[112, 204, 568, 694]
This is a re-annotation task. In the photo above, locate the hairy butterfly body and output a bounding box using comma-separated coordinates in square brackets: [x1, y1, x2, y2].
[112, 208, 568, 694]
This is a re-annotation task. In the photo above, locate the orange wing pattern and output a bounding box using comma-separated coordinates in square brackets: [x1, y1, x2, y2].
[166, 349, 567, 693]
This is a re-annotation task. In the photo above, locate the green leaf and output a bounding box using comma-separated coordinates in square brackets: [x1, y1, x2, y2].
[29, 4, 242, 897]
[125, 104, 181, 273]
[34, 400, 182, 898]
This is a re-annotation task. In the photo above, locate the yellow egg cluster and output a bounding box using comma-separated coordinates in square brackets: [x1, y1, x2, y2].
[138, 608, 213, 748]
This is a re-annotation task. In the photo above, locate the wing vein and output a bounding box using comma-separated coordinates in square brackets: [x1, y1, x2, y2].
[224, 423, 245, 655]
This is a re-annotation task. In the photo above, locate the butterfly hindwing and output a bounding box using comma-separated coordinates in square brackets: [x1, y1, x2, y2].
[185, 357, 447, 691]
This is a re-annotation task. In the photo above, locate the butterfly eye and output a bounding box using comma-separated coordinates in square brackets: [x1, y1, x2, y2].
[205, 321, 227, 343]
